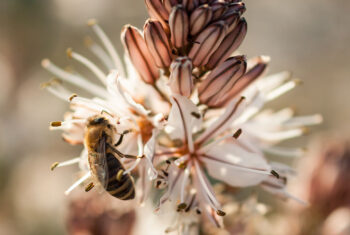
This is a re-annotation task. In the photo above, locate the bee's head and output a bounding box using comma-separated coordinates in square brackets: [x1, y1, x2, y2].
[87, 115, 109, 127]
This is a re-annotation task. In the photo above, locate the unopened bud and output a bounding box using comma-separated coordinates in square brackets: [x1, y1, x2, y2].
[169, 5, 190, 49]
[207, 18, 247, 69]
[213, 55, 270, 107]
[218, 11, 240, 32]
[199, 55, 246, 106]
[121, 25, 159, 84]
[227, 2, 246, 15]
[163, 0, 178, 13]
[144, 20, 172, 68]
[190, 4, 213, 36]
[188, 21, 227, 67]
[182, 0, 199, 12]
[210, 1, 228, 21]
[168, 57, 193, 97]
[145, 0, 169, 22]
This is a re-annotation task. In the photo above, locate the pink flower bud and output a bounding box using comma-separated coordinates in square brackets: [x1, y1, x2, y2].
[207, 18, 247, 69]
[169, 5, 190, 49]
[144, 20, 172, 68]
[168, 57, 194, 97]
[190, 4, 213, 36]
[198, 55, 246, 106]
[121, 25, 159, 84]
[182, 0, 199, 12]
[188, 21, 227, 67]
[213, 55, 270, 108]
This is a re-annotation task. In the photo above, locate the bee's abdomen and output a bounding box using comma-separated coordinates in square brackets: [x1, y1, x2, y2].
[105, 153, 135, 200]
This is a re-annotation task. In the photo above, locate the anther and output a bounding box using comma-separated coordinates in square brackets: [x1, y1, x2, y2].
[50, 162, 59, 171]
[196, 208, 202, 214]
[216, 210, 226, 216]
[66, 48, 73, 59]
[166, 160, 171, 165]
[116, 169, 124, 181]
[87, 18, 97, 26]
[177, 203, 187, 210]
[162, 170, 169, 177]
[50, 121, 62, 127]
[191, 112, 201, 119]
[271, 170, 280, 179]
[69, 93, 77, 102]
[233, 128, 242, 139]
[85, 182, 95, 192]
[178, 161, 187, 169]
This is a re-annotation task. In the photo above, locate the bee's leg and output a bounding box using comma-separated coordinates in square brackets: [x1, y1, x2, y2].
[107, 143, 138, 159]
[85, 182, 95, 192]
[114, 130, 132, 147]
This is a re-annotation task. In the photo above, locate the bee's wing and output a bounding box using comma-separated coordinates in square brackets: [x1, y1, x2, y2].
[93, 134, 109, 189]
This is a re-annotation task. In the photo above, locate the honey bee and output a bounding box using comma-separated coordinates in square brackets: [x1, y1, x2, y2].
[84, 115, 135, 200]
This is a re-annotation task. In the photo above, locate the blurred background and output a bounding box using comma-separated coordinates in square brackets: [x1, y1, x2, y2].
[0, 0, 349, 234]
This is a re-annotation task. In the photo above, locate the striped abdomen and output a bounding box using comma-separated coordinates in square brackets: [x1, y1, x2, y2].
[105, 152, 135, 200]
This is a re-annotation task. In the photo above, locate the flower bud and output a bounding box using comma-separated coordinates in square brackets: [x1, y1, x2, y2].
[190, 4, 213, 36]
[207, 18, 247, 69]
[188, 21, 227, 67]
[145, 0, 169, 22]
[213, 55, 270, 107]
[169, 5, 190, 49]
[163, 0, 178, 13]
[168, 57, 194, 97]
[210, 1, 228, 21]
[144, 20, 172, 68]
[198, 55, 246, 106]
[182, 0, 199, 12]
[227, 2, 246, 15]
[218, 11, 240, 32]
[121, 25, 159, 84]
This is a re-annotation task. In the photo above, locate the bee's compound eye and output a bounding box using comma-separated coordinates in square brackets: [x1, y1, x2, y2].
[93, 117, 105, 124]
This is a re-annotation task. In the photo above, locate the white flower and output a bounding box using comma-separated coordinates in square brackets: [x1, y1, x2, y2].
[156, 65, 321, 227]
[42, 20, 166, 202]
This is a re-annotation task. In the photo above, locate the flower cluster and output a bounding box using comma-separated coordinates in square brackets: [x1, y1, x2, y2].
[42, 0, 321, 232]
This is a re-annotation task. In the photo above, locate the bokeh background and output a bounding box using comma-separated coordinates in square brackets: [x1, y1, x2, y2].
[0, 0, 349, 234]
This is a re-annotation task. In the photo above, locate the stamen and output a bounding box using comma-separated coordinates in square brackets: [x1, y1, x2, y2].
[283, 114, 323, 127]
[66, 48, 107, 85]
[177, 202, 187, 210]
[84, 36, 114, 70]
[50, 157, 80, 171]
[194, 160, 221, 210]
[50, 121, 62, 127]
[191, 112, 201, 119]
[69, 94, 78, 102]
[270, 170, 280, 179]
[263, 146, 306, 158]
[266, 79, 302, 101]
[233, 128, 242, 139]
[216, 210, 226, 216]
[41, 79, 74, 101]
[41, 59, 108, 98]
[65, 171, 91, 195]
[85, 182, 95, 192]
[87, 19, 126, 77]
[180, 163, 191, 203]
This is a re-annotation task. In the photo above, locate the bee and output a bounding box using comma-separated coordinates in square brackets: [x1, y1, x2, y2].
[84, 115, 136, 200]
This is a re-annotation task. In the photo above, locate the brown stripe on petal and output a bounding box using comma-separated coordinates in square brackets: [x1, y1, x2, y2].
[212, 55, 270, 108]
[182, 0, 199, 12]
[207, 18, 247, 69]
[145, 0, 169, 21]
[199, 56, 246, 105]
[227, 2, 246, 15]
[210, 1, 228, 21]
[144, 20, 172, 68]
[217, 11, 240, 32]
[188, 21, 227, 67]
[190, 4, 213, 36]
[121, 25, 159, 84]
[163, 0, 178, 13]
[169, 5, 189, 49]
